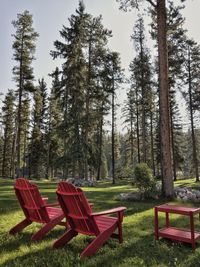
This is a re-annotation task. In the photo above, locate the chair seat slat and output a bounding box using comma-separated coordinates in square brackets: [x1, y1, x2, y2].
[57, 191, 83, 196]
[68, 213, 88, 220]
[24, 205, 40, 210]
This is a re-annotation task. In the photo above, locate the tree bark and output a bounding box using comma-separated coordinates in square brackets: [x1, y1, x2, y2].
[97, 109, 103, 181]
[2, 127, 8, 177]
[170, 113, 177, 181]
[139, 20, 147, 163]
[112, 77, 115, 185]
[157, 0, 173, 197]
[130, 109, 134, 166]
[136, 87, 141, 163]
[16, 39, 24, 178]
[188, 46, 199, 182]
[150, 110, 156, 176]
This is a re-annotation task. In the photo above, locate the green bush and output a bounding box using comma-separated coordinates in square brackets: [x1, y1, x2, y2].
[134, 163, 156, 197]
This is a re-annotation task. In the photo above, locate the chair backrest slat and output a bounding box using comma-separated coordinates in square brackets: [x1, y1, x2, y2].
[57, 182, 99, 235]
[15, 178, 50, 223]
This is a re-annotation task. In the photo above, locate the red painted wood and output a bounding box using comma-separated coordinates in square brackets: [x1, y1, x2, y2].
[158, 227, 200, 242]
[156, 204, 200, 215]
[190, 211, 196, 249]
[9, 178, 66, 241]
[92, 207, 127, 217]
[54, 181, 127, 257]
[154, 203, 200, 249]
[154, 207, 159, 240]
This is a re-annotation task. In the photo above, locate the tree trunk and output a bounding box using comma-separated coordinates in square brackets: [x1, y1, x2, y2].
[170, 116, 177, 181]
[63, 85, 69, 179]
[84, 40, 92, 181]
[157, 0, 173, 197]
[112, 80, 115, 185]
[46, 139, 50, 179]
[22, 128, 27, 177]
[150, 110, 156, 177]
[11, 120, 18, 179]
[2, 127, 8, 177]
[16, 44, 24, 178]
[139, 22, 147, 163]
[136, 87, 141, 163]
[97, 111, 103, 181]
[130, 111, 134, 166]
[188, 46, 199, 182]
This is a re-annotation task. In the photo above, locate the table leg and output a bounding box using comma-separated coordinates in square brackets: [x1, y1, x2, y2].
[166, 212, 169, 228]
[154, 207, 159, 240]
[190, 211, 195, 250]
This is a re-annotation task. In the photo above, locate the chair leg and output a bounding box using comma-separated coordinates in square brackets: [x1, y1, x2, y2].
[118, 221, 123, 243]
[9, 218, 32, 235]
[31, 214, 64, 241]
[53, 229, 77, 249]
[80, 224, 116, 257]
[110, 223, 123, 243]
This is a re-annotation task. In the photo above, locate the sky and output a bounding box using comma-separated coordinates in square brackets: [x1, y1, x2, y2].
[0, 0, 138, 94]
[0, 0, 200, 130]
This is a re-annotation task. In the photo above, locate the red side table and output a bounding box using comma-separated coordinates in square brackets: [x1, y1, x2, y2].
[154, 204, 200, 249]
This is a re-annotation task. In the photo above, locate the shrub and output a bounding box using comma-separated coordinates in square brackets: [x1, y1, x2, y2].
[134, 163, 156, 197]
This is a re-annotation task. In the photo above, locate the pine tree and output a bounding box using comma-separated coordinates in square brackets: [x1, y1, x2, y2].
[30, 87, 42, 178]
[1, 90, 16, 178]
[100, 152, 108, 179]
[130, 16, 154, 165]
[51, 2, 89, 178]
[83, 15, 112, 180]
[30, 79, 48, 178]
[105, 52, 124, 184]
[182, 39, 200, 181]
[20, 97, 30, 177]
[117, 0, 187, 197]
[150, 1, 186, 180]
[51, 2, 114, 179]
[12, 10, 39, 177]
[46, 68, 63, 179]
[122, 88, 136, 166]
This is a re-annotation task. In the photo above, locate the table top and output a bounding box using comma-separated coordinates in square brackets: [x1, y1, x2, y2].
[155, 204, 200, 215]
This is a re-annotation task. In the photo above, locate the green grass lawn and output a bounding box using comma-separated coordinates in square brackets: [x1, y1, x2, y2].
[1, 178, 200, 267]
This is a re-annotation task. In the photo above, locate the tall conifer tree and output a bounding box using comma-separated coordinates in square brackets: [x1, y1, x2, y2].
[12, 10, 38, 177]
[2, 90, 16, 177]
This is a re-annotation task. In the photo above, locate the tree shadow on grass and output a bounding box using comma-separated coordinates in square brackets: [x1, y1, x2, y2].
[0, 225, 67, 254]
[2, 209, 200, 267]
[1, 243, 81, 267]
[2, 230, 198, 267]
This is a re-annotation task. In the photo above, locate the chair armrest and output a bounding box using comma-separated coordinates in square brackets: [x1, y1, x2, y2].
[92, 207, 127, 217]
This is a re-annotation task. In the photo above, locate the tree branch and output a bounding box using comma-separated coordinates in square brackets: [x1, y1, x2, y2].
[146, 0, 156, 8]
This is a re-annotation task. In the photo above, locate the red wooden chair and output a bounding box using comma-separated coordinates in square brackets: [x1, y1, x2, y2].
[53, 182, 126, 257]
[9, 178, 66, 241]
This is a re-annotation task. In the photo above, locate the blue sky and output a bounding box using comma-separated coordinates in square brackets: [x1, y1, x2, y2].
[0, 0, 138, 95]
[1, 0, 199, 94]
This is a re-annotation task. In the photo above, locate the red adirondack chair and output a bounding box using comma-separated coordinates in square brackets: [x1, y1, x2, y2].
[9, 178, 66, 241]
[53, 182, 127, 257]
